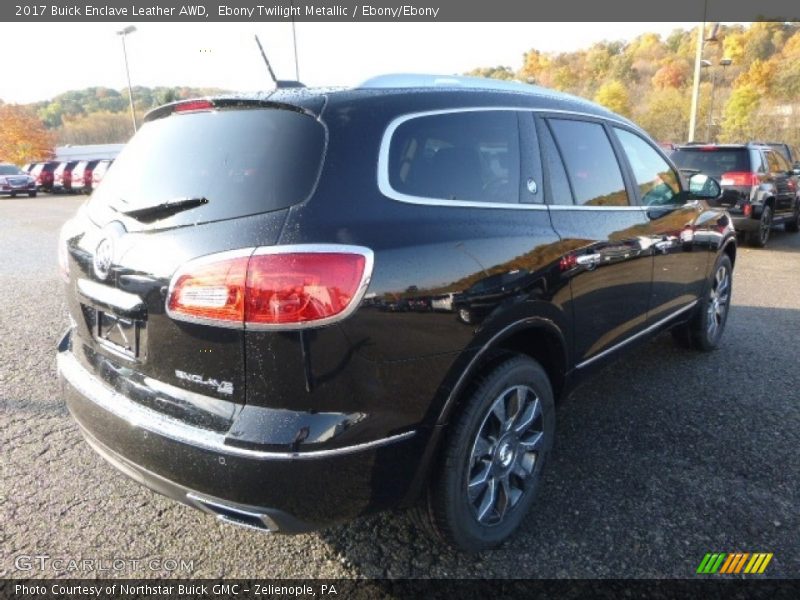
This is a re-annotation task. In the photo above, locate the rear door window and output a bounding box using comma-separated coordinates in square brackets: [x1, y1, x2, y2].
[614, 128, 681, 206]
[88, 107, 326, 226]
[547, 118, 629, 206]
[386, 110, 520, 204]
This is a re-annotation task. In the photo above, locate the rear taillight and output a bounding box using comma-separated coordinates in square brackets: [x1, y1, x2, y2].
[743, 204, 753, 217]
[174, 99, 215, 113]
[720, 172, 761, 186]
[166, 245, 374, 329]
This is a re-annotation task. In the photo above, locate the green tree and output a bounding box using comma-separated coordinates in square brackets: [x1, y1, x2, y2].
[720, 84, 761, 142]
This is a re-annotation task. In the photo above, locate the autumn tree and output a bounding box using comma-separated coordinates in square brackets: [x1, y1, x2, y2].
[720, 84, 761, 142]
[465, 66, 515, 81]
[594, 80, 631, 117]
[0, 104, 55, 164]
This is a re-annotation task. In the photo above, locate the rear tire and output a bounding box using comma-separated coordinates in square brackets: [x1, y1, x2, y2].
[672, 254, 733, 352]
[786, 202, 800, 233]
[418, 355, 555, 552]
[746, 205, 772, 247]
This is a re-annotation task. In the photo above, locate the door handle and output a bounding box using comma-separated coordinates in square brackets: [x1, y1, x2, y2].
[576, 253, 601, 268]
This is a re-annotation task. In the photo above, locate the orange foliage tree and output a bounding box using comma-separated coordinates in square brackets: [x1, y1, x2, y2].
[0, 104, 55, 165]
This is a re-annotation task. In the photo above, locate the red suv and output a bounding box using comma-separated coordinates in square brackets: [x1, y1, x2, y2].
[70, 160, 101, 194]
[53, 161, 80, 193]
[30, 161, 60, 192]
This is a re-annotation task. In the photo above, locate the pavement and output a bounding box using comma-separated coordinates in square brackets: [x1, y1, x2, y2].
[1, 194, 798, 579]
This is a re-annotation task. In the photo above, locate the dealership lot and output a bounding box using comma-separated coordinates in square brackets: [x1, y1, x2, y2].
[1, 194, 798, 578]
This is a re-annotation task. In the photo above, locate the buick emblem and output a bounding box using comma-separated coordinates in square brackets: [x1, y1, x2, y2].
[93, 237, 114, 280]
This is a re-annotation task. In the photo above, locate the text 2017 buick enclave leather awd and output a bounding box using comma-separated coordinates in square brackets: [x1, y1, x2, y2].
[57, 75, 736, 552]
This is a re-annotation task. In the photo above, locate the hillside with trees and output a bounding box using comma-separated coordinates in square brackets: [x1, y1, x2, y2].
[467, 22, 800, 147]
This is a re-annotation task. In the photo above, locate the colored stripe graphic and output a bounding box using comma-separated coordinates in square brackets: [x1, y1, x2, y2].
[744, 553, 774, 574]
[697, 553, 727, 574]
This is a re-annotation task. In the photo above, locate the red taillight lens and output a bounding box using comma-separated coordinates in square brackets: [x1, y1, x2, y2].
[245, 252, 366, 325]
[174, 99, 214, 113]
[167, 254, 249, 324]
[166, 247, 373, 329]
[743, 204, 753, 217]
[720, 172, 760, 186]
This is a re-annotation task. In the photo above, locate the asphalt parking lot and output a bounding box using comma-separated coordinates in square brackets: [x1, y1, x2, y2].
[1, 193, 798, 579]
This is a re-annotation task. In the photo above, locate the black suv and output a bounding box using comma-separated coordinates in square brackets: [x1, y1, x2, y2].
[57, 75, 735, 552]
[671, 143, 800, 247]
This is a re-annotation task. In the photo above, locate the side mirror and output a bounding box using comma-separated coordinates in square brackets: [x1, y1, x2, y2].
[687, 172, 721, 200]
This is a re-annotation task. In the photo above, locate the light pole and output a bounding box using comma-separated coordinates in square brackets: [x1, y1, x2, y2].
[117, 25, 138, 133]
[706, 57, 732, 142]
[688, 20, 719, 142]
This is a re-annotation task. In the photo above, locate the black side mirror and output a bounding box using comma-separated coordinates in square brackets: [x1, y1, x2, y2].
[687, 172, 722, 200]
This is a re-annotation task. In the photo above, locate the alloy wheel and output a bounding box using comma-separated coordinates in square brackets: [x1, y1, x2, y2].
[706, 264, 731, 340]
[467, 385, 544, 525]
[760, 207, 772, 246]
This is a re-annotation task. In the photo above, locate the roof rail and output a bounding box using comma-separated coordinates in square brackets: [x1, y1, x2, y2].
[358, 73, 548, 95]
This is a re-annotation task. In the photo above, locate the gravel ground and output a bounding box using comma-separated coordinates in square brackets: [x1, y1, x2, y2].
[1, 194, 798, 579]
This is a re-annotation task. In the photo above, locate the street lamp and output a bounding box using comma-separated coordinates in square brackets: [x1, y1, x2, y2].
[705, 57, 733, 142]
[116, 25, 138, 133]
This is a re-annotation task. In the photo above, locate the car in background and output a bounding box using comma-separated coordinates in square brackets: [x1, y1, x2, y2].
[0, 163, 37, 197]
[671, 143, 800, 247]
[30, 161, 59, 192]
[90, 159, 113, 190]
[70, 160, 101, 194]
[753, 142, 800, 172]
[21, 163, 36, 173]
[53, 161, 80, 193]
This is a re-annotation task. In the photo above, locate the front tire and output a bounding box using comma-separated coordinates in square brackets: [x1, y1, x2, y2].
[671, 254, 733, 351]
[420, 355, 555, 552]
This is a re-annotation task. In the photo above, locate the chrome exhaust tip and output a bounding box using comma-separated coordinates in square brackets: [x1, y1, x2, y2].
[187, 493, 279, 533]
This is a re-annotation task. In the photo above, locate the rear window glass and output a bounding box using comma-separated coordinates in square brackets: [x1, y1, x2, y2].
[89, 108, 325, 224]
[670, 148, 749, 178]
[387, 111, 520, 204]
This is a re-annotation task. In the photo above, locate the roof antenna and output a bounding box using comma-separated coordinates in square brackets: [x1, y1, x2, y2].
[290, 2, 300, 80]
[254, 34, 305, 90]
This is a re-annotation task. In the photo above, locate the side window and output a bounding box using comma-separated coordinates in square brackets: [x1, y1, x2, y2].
[387, 111, 520, 203]
[772, 151, 791, 172]
[537, 118, 574, 205]
[614, 128, 681, 206]
[766, 151, 782, 173]
[547, 118, 629, 206]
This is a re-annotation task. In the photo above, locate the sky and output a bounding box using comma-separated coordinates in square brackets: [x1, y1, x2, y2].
[0, 22, 701, 104]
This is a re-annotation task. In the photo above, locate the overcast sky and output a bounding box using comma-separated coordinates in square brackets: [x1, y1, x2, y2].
[0, 22, 700, 103]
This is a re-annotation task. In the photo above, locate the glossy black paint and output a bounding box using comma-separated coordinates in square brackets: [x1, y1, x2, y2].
[58, 84, 736, 531]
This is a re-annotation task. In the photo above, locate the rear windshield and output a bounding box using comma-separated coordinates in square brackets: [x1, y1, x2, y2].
[88, 107, 326, 225]
[670, 148, 749, 178]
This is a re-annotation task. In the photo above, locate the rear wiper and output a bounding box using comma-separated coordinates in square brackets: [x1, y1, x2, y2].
[116, 197, 209, 222]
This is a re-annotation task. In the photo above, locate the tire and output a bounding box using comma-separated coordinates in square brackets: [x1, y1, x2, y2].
[10, 193, 16, 198]
[671, 254, 733, 352]
[419, 355, 555, 552]
[785, 202, 800, 233]
[28, 191, 36, 198]
[746, 205, 772, 247]
[457, 307, 473, 324]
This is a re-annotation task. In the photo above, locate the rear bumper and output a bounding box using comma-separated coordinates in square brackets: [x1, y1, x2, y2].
[58, 337, 422, 532]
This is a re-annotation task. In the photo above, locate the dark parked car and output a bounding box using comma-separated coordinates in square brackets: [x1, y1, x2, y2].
[30, 160, 59, 192]
[57, 75, 735, 552]
[756, 141, 800, 172]
[53, 161, 80, 193]
[0, 163, 37, 197]
[671, 143, 800, 247]
[70, 159, 101, 194]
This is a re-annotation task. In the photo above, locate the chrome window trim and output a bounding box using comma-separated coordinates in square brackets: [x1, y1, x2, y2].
[165, 244, 375, 331]
[77, 278, 145, 313]
[575, 300, 698, 370]
[377, 106, 642, 211]
[58, 350, 414, 460]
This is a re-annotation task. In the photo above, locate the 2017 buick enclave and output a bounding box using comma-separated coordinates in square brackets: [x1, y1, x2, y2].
[57, 75, 735, 552]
